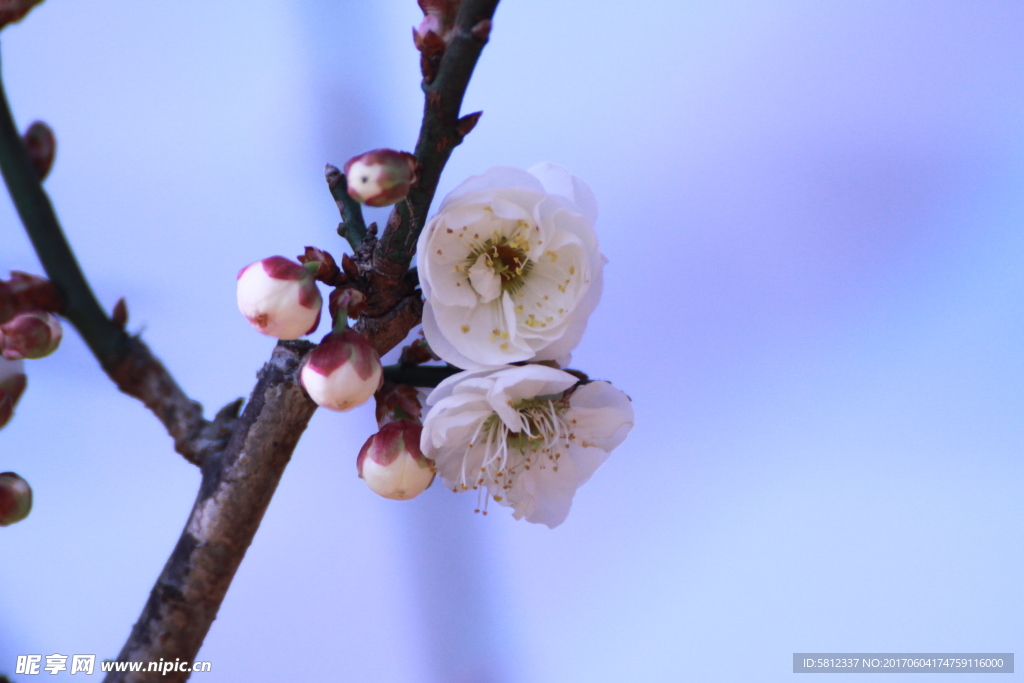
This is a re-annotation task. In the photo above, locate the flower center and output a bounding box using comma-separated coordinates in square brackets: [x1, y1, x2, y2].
[463, 232, 534, 299]
[454, 396, 572, 504]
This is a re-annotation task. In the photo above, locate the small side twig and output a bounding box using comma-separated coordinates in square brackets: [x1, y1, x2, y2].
[349, 0, 500, 352]
[0, 49, 216, 466]
[325, 163, 368, 252]
[375, 0, 498, 273]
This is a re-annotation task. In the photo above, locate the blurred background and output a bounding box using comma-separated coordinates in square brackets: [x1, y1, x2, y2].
[1, 0, 1022, 680]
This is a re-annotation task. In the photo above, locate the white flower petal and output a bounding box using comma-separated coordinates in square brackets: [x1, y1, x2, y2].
[528, 162, 599, 225]
[566, 381, 635, 452]
[438, 167, 545, 209]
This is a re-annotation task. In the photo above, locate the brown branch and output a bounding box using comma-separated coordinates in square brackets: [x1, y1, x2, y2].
[342, 0, 499, 353]
[2, 0, 502, 673]
[375, 0, 499, 275]
[105, 341, 317, 683]
[0, 49, 222, 466]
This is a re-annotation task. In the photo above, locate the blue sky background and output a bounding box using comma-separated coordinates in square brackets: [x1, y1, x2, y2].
[0, 1, 1022, 681]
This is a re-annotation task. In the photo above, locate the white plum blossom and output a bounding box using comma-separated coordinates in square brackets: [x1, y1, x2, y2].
[237, 256, 322, 340]
[417, 163, 605, 369]
[421, 364, 633, 528]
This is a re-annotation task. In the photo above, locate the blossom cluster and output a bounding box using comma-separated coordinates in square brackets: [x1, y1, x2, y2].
[235, 155, 632, 528]
[415, 164, 633, 527]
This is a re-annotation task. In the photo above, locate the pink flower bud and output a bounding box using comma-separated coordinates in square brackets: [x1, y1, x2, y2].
[300, 330, 383, 411]
[0, 472, 32, 526]
[0, 310, 62, 360]
[343, 149, 418, 207]
[357, 420, 435, 500]
[0, 358, 26, 430]
[237, 256, 322, 340]
[413, 14, 445, 53]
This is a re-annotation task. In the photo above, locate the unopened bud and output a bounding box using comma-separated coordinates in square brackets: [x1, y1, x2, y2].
[413, 14, 445, 54]
[0, 472, 32, 526]
[237, 256, 322, 340]
[343, 149, 418, 207]
[23, 121, 56, 181]
[0, 310, 62, 360]
[357, 420, 435, 500]
[0, 358, 26, 430]
[300, 330, 382, 411]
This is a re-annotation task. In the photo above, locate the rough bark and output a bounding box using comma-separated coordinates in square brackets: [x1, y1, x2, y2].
[105, 341, 316, 683]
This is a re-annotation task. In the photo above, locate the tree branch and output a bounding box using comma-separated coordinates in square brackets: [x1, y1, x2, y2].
[105, 341, 317, 683]
[375, 0, 498, 274]
[0, 48, 219, 466]
[1, 0, 502, 672]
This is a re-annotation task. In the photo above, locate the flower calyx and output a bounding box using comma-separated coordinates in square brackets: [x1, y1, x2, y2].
[357, 420, 435, 500]
[375, 380, 426, 427]
[297, 246, 346, 287]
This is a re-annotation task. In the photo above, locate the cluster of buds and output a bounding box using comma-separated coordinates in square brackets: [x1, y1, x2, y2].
[0, 272, 62, 435]
[0, 472, 32, 527]
[0, 271, 59, 528]
[235, 247, 431, 499]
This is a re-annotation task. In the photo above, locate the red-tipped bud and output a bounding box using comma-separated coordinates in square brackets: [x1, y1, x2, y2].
[343, 149, 418, 207]
[237, 256, 322, 340]
[0, 358, 26, 430]
[300, 330, 383, 411]
[413, 14, 445, 53]
[23, 121, 55, 180]
[0, 472, 32, 526]
[0, 310, 62, 360]
[357, 420, 435, 500]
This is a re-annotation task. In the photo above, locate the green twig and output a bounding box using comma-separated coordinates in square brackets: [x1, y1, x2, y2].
[0, 48, 126, 366]
[382, 363, 462, 387]
[325, 163, 368, 251]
